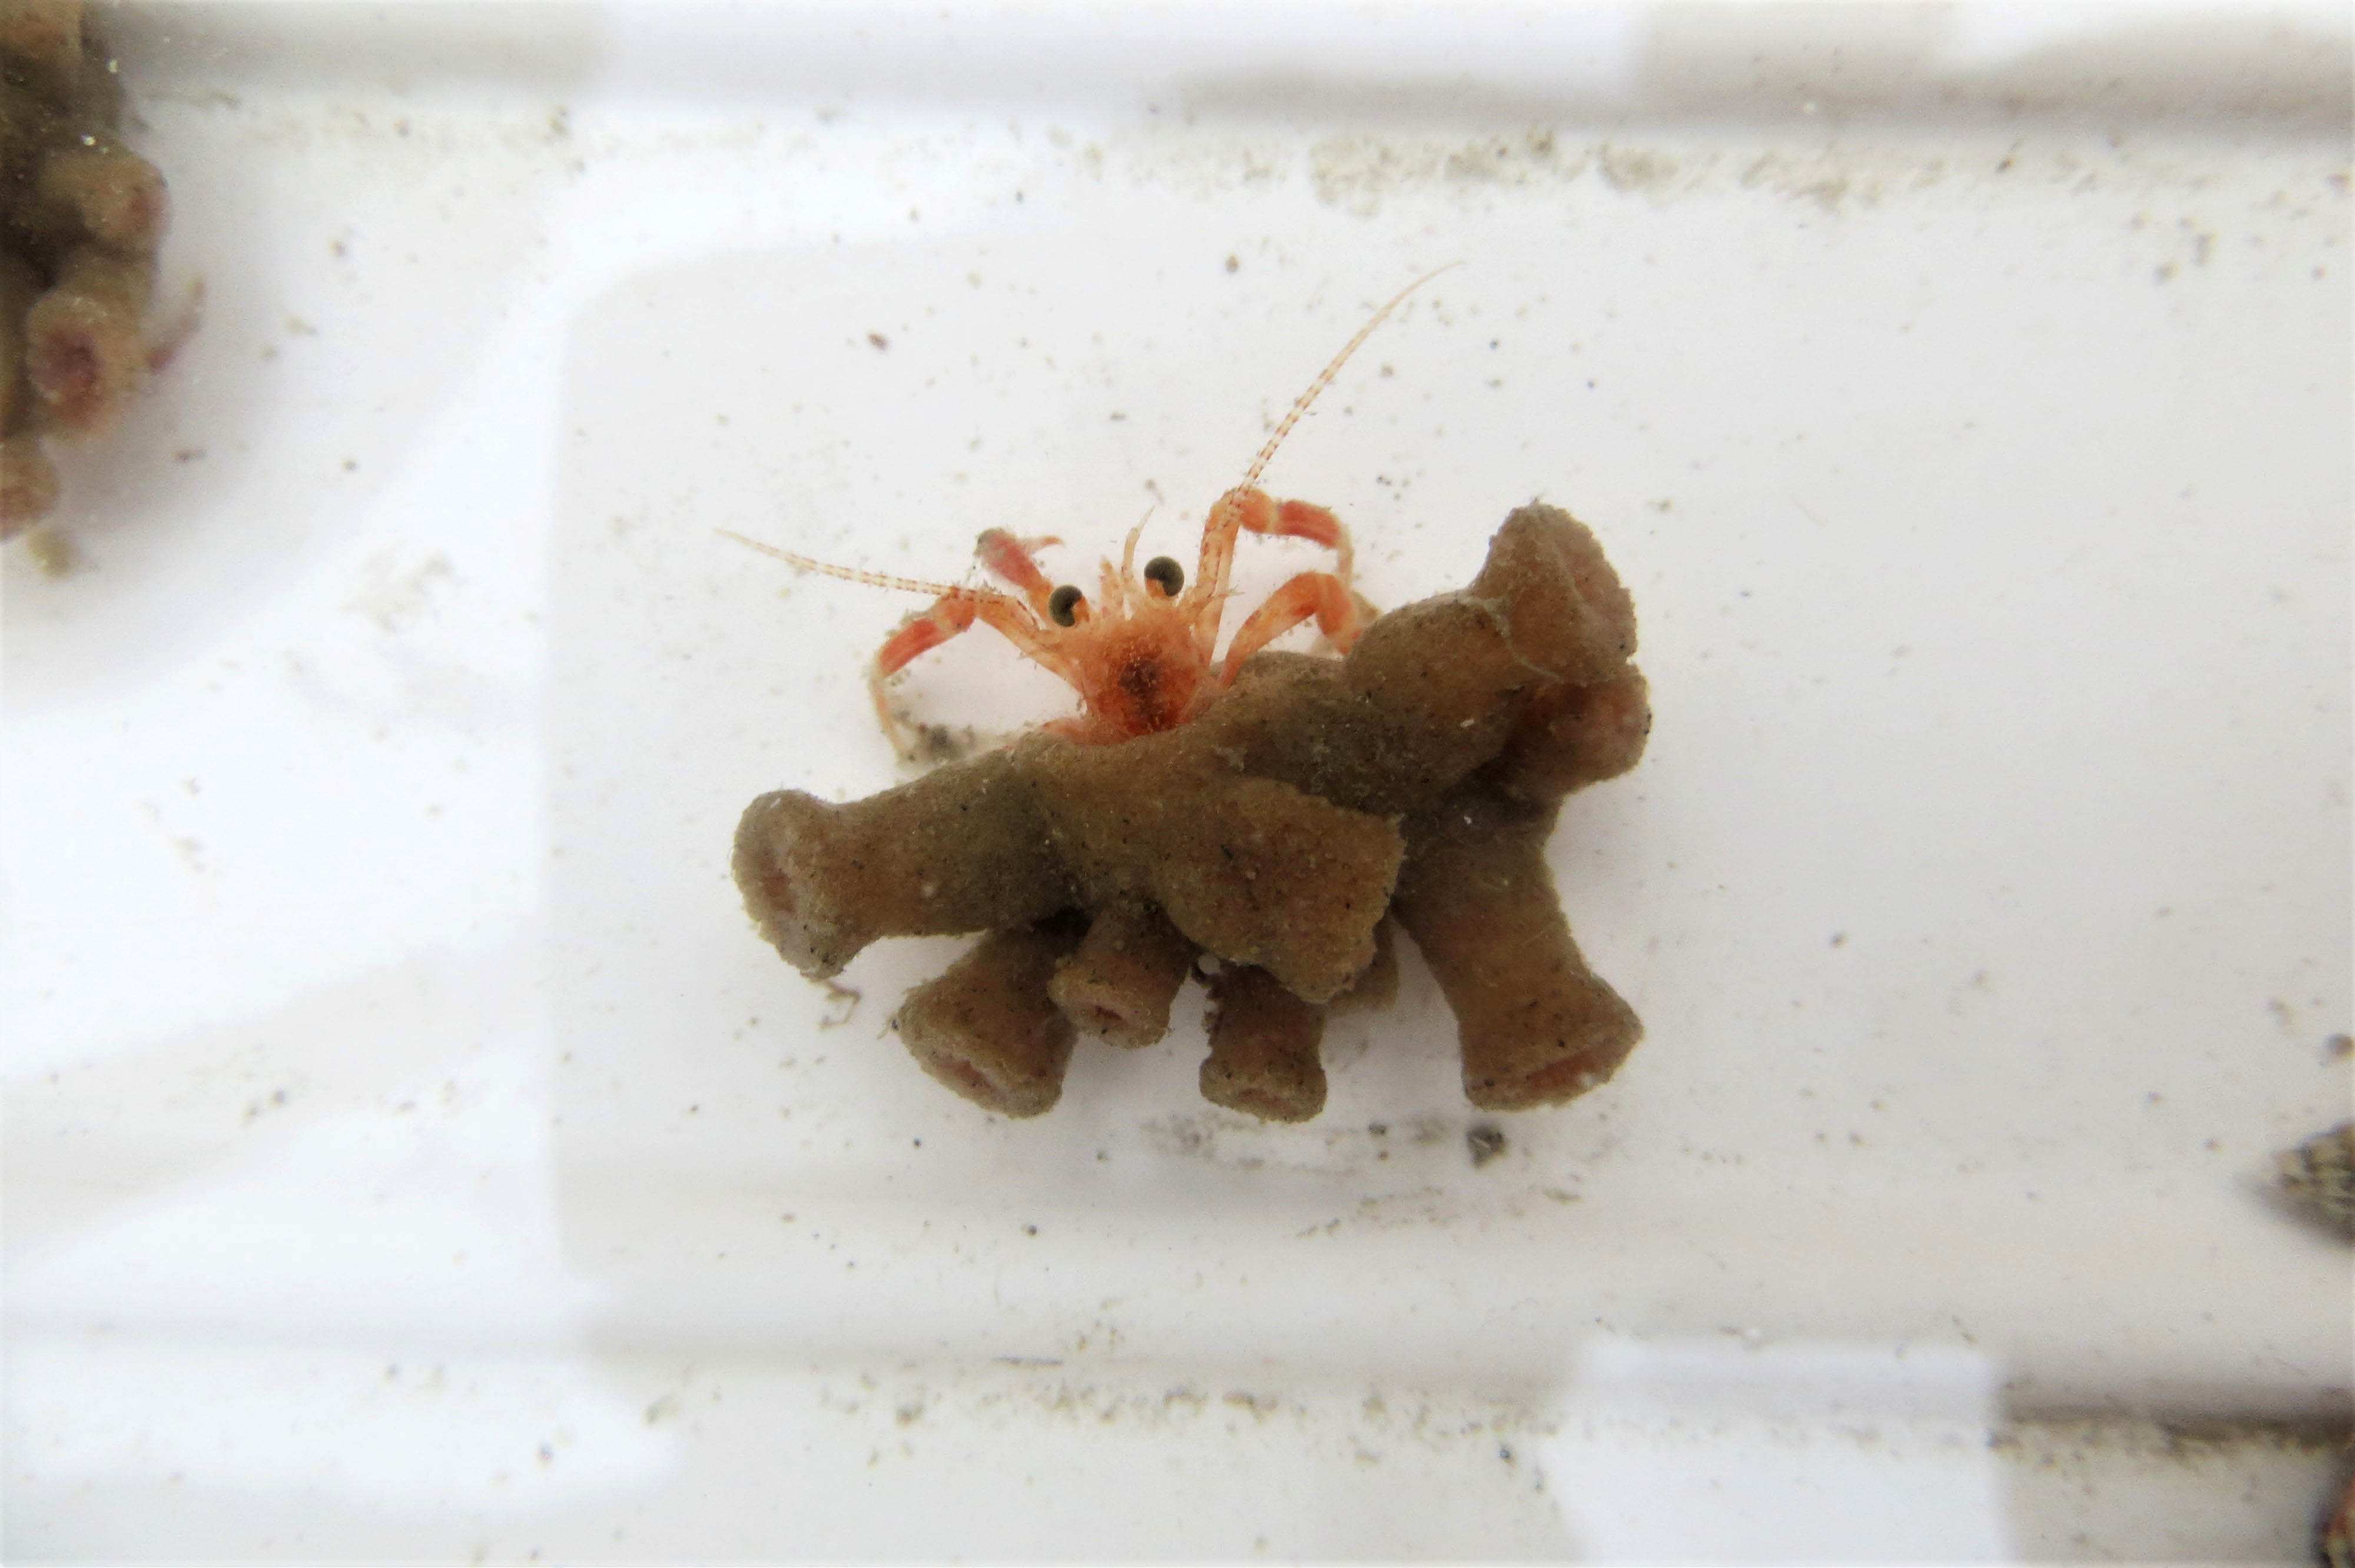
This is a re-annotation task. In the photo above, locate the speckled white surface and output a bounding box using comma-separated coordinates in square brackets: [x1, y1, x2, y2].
[5, 4, 2349, 1560]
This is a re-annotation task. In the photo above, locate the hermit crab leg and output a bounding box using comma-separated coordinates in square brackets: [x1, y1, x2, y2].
[1188, 487, 1357, 656]
[868, 592, 981, 753]
[1218, 570, 1362, 683]
[870, 586, 1077, 758]
[974, 528, 1063, 619]
[718, 528, 1082, 758]
[1183, 264, 1457, 652]
[1265, 497, 1352, 584]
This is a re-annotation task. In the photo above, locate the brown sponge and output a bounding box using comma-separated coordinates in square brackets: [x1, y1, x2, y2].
[1395, 781, 1643, 1111]
[2, 2, 175, 539]
[736, 504, 1651, 1120]
[1049, 902, 1199, 1051]
[1200, 963, 1329, 1124]
[893, 918, 1089, 1119]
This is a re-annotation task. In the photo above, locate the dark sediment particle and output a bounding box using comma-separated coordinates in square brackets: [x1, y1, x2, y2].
[2277, 1121, 2354, 1237]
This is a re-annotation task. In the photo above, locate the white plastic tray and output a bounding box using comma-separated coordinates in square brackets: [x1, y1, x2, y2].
[5, 4, 2349, 1559]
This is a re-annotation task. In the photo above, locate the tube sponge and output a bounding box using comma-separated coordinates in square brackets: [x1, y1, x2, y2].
[736, 504, 1651, 1119]
[2, 2, 173, 539]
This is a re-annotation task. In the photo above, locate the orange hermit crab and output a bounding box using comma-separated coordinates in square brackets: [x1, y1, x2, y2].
[724, 267, 1452, 758]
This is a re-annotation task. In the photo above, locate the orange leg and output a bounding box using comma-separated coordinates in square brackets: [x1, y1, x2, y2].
[1218, 570, 1362, 685]
[870, 586, 1079, 759]
[1189, 486, 1356, 655]
[1265, 497, 1355, 584]
[871, 592, 979, 754]
[976, 529, 1061, 618]
[1188, 489, 1256, 653]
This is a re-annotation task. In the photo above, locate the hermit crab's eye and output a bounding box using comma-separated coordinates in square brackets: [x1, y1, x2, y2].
[1048, 584, 1086, 627]
[1142, 556, 1185, 597]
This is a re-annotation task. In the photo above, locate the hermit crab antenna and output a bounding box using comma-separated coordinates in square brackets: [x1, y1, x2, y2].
[717, 529, 966, 599]
[1242, 261, 1464, 489]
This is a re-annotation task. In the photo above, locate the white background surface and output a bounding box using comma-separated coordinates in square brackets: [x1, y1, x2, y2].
[4, 2, 2350, 1560]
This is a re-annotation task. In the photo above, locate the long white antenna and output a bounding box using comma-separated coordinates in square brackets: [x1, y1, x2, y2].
[716, 529, 966, 598]
[1242, 262, 1464, 488]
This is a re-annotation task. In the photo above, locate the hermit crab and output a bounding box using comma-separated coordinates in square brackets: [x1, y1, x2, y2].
[723, 268, 1452, 757]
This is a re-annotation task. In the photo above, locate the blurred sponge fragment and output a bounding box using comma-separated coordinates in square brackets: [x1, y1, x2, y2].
[2, 0, 173, 538]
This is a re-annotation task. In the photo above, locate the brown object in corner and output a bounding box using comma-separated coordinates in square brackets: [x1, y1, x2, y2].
[0, 434, 59, 539]
[0, 2, 84, 97]
[25, 277, 146, 436]
[1, 1, 177, 534]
